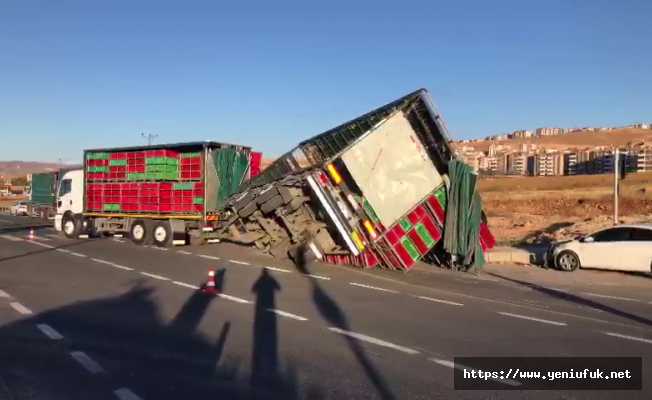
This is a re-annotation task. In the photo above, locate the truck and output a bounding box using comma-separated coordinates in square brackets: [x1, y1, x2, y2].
[54, 141, 263, 247]
[211, 88, 496, 272]
[29, 169, 79, 219]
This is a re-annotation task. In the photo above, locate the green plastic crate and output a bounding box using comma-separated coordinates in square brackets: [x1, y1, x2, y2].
[434, 186, 447, 210]
[109, 159, 127, 166]
[181, 152, 201, 158]
[399, 218, 412, 232]
[414, 222, 436, 248]
[165, 158, 179, 165]
[173, 183, 193, 190]
[88, 152, 109, 160]
[193, 197, 203, 204]
[88, 166, 109, 173]
[164, 172, 178, 180]
[400, 237, 420, 261]
[103, 204, 120, 212]
[165, 165, 178, 172]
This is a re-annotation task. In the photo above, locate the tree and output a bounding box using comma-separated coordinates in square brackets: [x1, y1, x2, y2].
[11, 176, 28, 186]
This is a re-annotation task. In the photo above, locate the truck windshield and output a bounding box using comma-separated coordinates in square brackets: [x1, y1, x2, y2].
[58, 179, 72, 197]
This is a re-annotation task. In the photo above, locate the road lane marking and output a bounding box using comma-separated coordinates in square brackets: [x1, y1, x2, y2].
[414, 295, 464, 306]
[218, 294, 251, 304]
[0, 234, 23, 241]
[497, 312, 566, 326]
[33, 242, 55, 248]
[10, 302, 32, 315]
[264, 266, 291, 273]
[29, 236, 50, 241]
[198, 254, 220, 260]
[114, 388, 143, 400]
[328, 327, 420, 354]
[178, 250, 192, 255]
[152, 247, 168, 251]
[604, 332, 652, 344]
[581, 292, 643, 303]
[112, 238, 125, 243]
[114, 234, 124, 238]
[91, 258, 134, 271]
[229, 260, 250, 265]
[0, 289, 11, 299]
[172, 281, 200, 290]
[268, 309, 308, 321]
[55, 248, 86, 257]
[70, 351, 105, 374]
[46, 233, 60, 239]
[306, 274, 330, 280]
[349, 282, 398, 294]
[429, 358, 522, 387]
[36, 324, 64, 340]
[140, 272, 169, 281]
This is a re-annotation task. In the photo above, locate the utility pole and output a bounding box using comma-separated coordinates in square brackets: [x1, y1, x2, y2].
[614, 148, 619, 225]
[141, 132, 158, 146]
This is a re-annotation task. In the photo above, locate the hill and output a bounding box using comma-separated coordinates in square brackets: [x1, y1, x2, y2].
[0, 161, 61, 178]
[460, 128, 652, 152]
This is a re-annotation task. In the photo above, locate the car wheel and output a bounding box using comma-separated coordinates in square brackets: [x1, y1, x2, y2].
[555, 250, 580, 272]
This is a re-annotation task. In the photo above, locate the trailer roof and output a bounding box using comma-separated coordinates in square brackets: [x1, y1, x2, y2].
[84, 140, 252, 153]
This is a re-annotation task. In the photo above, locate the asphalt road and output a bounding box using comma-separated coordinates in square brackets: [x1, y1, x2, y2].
[0, 214, 651, 399]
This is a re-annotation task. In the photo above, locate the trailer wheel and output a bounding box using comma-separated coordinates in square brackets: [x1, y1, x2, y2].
[62, 213, 83, 239]
[130, 219, 152, 246]
[238, 201, 258, 218]
[152, 220, 173, 248]
[231, 190, 256, 211]
[260, 195, 285, 215]
[255, 184, 280, 205]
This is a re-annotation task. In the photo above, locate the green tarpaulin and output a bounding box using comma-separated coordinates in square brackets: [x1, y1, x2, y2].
[442, 160, 485, 271]
[212, 148, 250, 207]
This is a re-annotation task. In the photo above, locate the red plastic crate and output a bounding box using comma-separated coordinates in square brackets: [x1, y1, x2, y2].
[407, 229, 429, 255]
[190, 171, 202, 179]
[407, 205, 427, 225]
[109, 152, 127, 160]
[173, 197, 184, 204]
[172, 190, 183, 197]
[182, 190, 193, 197]
[160, 183, 173, 190]
[194, 189, 204, 197]
[160, 197, 172, 204]
[160, 204, 173, 213]
[128, 165, 146, 173]
[384, 228, 399, 246]
[194, 182, 204, 190]
[160, 190, 172, 198]
[393, 243, 415, 269]
[391, 224, 405, 238]
[194, 204, 204, 212]
[174, 205, 192, 212]
[180, 172, 192, 179]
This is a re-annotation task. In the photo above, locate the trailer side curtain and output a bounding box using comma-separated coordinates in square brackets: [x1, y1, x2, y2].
[212, 148, 250, 207]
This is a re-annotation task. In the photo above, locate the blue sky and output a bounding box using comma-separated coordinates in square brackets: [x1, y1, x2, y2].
[1, 0, 651, 162]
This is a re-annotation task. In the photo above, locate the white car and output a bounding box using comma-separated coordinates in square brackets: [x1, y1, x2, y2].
[550, 223, 652, 273]
[9, 201, 28, 216]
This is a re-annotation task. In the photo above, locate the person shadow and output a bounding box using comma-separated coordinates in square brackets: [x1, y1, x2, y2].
[291, 245, 397, 400]
[251, 268, 281, 386]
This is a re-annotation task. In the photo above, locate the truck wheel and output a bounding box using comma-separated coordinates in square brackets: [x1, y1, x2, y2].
[255, 184, 280, 205]
[238, 201, 258, 218]
[130, 219, 152, 246]
[260, 195, 285, 215]
[232, 190, 256, 211]
[62, 214, 83, 239]
[152, 221, 173, 248]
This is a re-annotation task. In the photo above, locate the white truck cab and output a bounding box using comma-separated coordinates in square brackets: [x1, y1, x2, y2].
[54, 169, 85, 234]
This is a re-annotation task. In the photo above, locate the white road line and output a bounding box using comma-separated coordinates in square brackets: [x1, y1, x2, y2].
[306, 274, 331, 280]
[90, 258, 134, 271]
[172, 281, 200, 290]
[32, 242, 55, 248]
[497, 312, 567, 326]
[140, 272, 169, 281]
[30, 236, 50, 241]
[604, 332, 652, 344]
[268, 309, 308, 321]
[114, 388, 143, 400]
[0, 234, 23, 241]
[429, 358, 521, 387]
[349, 282, 398, 294]
[46, 233, 60, 239]
[70, 351, 105, 374]
[218, 294, 251, 304]
[10, 302, 32, 315]
[264, 266, 291, 273]
[0, 289, 11, 299]
[114, 234, 124, 238]
[36, 324, 64, 340]
[229, 260, 250, 265]
[178, 250, 192, 255]
[414, 295, 464, 306]
[112, 238, 125, 243]
[328, 327, 420, 355]
[198, 254, 220, 260]
[79, 234, 89, 239]
[152, 247, 168, 251]
[581, 292, 643, 303]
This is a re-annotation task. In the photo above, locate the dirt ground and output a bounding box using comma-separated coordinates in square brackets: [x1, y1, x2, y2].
[481, 173, 652, 245]
[0, 196, 26, 207]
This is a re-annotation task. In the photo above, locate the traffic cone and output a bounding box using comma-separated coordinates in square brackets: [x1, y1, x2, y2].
[28, 228, 35, 242]
[201, 267, 220, 295]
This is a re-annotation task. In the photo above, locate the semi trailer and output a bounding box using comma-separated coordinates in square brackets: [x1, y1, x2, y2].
[29, 168, 80, 219]
[54, 141, 262, 247]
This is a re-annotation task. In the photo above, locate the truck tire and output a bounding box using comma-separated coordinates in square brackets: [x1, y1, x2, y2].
[260, 195, 285, 215]
[130, 219, 152, 246]
[231, 190, 256, 211]
[238, 201, 258, 218]
[255, 184, 280, 205]
[62, 213, 83, 239]
[152, 220, 173, 248]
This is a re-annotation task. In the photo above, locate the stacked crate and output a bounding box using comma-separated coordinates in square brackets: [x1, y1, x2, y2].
[85, 149, 204, 214]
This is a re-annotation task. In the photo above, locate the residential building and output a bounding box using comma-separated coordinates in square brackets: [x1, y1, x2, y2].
[506, 152, 528, 175]
[534, 152, 565, 176]
[535, 127, 566, 137]
[637, 148, 652, 172]
[564, 152, 578, 176]
[511, 130, 533, 139]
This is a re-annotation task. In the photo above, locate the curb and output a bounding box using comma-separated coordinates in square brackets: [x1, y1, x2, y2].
[486, 247, 543, 265]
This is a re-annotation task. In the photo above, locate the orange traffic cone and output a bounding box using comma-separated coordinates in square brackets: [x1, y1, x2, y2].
[201, 267, 220, 295]
[28, 228, 35, 242]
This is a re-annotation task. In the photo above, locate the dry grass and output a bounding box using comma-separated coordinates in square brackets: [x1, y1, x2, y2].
[478, 171, 652, 193]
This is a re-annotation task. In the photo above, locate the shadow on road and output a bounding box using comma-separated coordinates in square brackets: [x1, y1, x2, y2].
[487, 272, 652, 327]
[292, 245, 396, 400]
[0, 278, 322, 399]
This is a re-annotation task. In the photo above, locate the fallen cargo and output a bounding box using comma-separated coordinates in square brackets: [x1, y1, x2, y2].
[214, 88, 496, 272]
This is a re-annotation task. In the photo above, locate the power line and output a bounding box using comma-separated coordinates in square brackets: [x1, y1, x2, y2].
[141, 132, 158, 146]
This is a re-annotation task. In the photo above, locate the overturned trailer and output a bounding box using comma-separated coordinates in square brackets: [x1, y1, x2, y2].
[211, 88, 496, 272]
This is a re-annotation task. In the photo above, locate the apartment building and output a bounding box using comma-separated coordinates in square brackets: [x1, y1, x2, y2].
[637, 148, 652, 172]
[505, 152, 529, 175]
[564, 152, 578, 176]
[533, 152, 565, 176]
[511, 130, 533, 139]
[535, 127, 566, 137]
